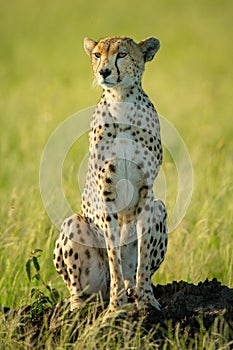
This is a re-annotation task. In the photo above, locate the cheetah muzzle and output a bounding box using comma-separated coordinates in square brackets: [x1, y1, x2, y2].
[54, 36, 168, 315]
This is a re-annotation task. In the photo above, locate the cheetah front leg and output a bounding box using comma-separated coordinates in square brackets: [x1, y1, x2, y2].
[135, 200, 167, 310]
[135, 219, 161, 310]
[120, 224, 138, 297]
[103, 214, 128, 315]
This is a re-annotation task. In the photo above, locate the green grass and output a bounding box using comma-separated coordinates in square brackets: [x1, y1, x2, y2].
[0, 0, 233, 348]
[1, 300, 232, 349]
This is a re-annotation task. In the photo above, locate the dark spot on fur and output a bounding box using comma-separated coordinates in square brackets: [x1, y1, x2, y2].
[69, 249, 73, 257]
[85, 249, 91, 259]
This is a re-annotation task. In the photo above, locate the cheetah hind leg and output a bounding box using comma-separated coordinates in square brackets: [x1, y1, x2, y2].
[54, 214, 109, 311]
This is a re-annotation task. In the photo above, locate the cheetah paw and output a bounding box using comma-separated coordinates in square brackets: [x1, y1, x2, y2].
[70, 297, 83, 311]
[136, 295, 161, 311]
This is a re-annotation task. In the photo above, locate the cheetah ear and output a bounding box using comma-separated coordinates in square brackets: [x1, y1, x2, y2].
[84, 37, 97, 57]
[138, 37, 160, 62]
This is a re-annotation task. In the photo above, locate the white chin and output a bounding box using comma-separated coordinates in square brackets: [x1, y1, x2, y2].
[99, 81, 117, 88]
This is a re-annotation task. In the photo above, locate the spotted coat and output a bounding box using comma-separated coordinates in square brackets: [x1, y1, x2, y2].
[54, 36, 168, 314]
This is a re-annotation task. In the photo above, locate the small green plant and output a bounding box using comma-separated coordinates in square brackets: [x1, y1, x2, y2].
[26, 249, 59, 317]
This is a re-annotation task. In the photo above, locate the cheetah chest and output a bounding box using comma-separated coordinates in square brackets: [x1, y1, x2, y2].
[82, 102, 162, 218]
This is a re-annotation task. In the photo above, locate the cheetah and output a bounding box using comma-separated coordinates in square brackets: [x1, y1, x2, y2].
[54, 36, 168, 314]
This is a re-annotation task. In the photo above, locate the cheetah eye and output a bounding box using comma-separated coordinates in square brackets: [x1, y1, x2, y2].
[117, 52, 127, 59]
[93, 52, 101, 59]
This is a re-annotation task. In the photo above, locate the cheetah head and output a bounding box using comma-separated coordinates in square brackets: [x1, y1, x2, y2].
[84, 36, 160, 89]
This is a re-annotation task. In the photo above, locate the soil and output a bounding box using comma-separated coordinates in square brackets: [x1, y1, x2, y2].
[3, 278, 233, 347]
[143, 278, 233, 340]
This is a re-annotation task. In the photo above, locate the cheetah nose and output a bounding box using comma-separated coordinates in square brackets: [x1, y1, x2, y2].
[99, 68, 111, 79]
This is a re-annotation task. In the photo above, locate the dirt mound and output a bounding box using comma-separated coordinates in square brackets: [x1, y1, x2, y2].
[141, 278, 233, 339]
[3, 279, 233, 347]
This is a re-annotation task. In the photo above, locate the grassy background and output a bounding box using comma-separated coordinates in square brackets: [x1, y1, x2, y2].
[0, 0, 232, 317]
